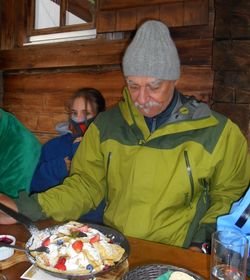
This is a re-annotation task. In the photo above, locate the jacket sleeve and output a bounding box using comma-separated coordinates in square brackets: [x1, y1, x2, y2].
[0, 111, 41, 198]
[37, 124, 106, 222]
[192, 120, 250, 244]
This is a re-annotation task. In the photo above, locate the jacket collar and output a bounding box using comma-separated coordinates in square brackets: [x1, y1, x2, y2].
[119, 87, 218, 140]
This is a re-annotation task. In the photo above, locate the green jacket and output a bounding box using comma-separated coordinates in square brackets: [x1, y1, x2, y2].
[0, 109, 41, 198]
[35, 89, 250, 247]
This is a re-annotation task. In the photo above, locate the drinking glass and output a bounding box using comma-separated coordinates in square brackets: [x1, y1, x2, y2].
[210, 230, 249, 280]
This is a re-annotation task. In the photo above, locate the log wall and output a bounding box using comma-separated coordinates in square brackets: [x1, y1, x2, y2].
[212, 0, 250, 148]
[1, 0, 214, 143]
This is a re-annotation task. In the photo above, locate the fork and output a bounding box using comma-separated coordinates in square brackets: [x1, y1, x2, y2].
[0, 241, 50, 253]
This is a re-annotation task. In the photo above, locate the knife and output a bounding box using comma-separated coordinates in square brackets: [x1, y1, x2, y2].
[0, 202, 39, 235]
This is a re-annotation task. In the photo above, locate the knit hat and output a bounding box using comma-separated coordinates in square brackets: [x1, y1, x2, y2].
[122, 20, 180, 80]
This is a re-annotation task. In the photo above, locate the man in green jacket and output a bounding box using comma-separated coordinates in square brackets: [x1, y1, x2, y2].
[0, 20, 249, 252]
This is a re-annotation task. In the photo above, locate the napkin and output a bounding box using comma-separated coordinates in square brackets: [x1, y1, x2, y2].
[155, 271, 172, 280]
[21, 266, 62, 280]
[156, 271, 196, 280]
[21, 265, 97, 280]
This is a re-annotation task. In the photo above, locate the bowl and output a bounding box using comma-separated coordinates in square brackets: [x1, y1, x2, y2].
[122, 264, 204, 280]
[0, 235, 16, 261]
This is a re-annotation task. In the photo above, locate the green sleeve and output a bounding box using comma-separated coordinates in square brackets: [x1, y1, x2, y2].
[14, 191, 47, 221]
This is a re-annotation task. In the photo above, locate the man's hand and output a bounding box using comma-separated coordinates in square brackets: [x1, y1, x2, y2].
[64, 157, 71, 172]
[73, 136, 82, 143]
[0, 193, 18, 224]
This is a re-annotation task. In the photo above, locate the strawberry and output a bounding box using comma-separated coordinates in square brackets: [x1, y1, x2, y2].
[42, 237, 50, 247]
[72, 240, 83, 252]
[54, 262, 66, 271]
[57, 257, 66, 265]
[90, 233, 100, 244]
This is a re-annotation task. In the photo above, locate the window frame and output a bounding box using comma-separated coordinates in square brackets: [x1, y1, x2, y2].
[26, 0, 96, 36]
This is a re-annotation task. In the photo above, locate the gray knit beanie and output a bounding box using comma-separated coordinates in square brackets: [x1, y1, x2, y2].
[122, 20, 180, 80]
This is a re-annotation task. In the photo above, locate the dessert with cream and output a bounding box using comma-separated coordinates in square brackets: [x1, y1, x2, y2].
[28, 221, 125, 275]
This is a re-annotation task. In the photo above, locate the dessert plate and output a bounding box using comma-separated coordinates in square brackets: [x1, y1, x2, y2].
[25, 223, 130, 279]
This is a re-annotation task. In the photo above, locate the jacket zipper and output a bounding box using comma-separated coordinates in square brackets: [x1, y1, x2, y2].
[105, 152, 112, 204]
[151, 117, 157, 133]
[184, 150, 194, 206]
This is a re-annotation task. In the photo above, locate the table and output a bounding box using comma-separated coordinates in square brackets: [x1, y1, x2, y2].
[0, 220, 247, 280]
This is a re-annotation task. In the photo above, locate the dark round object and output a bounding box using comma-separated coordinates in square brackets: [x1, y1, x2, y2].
[122, 264, 204, 280]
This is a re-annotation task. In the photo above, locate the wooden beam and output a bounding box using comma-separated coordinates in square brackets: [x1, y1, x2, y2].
[215, 0, 250, 39]
[99, 0, 182, 11]
[0, 38, 212, 70]
[213, 40, 250, 71]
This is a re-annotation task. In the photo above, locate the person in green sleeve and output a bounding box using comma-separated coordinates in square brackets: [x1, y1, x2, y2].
[0, 108, 41, 198]
[0, 20, 249, 253]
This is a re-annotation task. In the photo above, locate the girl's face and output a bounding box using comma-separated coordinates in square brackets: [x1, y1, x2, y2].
[70, 97, 96, 123]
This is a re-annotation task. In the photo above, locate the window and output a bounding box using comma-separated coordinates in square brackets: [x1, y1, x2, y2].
[25, 0, 96, 45]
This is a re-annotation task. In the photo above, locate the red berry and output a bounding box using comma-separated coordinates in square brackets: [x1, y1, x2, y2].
[57, 257, 66, 265]
[72, 240, 83, 252]
[90, 234, 100, 244]
[54, 263, 66, 271]
[42, 237, 50, 247]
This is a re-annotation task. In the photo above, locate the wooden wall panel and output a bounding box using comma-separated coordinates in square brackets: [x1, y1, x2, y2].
[212, 103, 250, 140]
[212, 0, 250, 148]
[184, 0, 209, 26]
[1, 0, 215, 144]
[136, 6, 160, 26]
[213, 71, 250, 104]
[0, 37, 212, 70]
[96, 10, 116, 32]
[99, 0, 181, 10]
[215, 0, 250, 39]
[116, 8, 137, 31]
[213, 41, 250, 71]
[160, 3, 184, 27]
[3, 65, 213, 142]
[0, 0, 16, 49]
[97, 0, 209, 32]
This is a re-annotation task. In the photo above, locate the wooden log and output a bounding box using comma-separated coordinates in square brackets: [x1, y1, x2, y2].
[0, 37, 212, 71]
[215, 0, 250, 39]
[211, 103, 250, 143]
[3, 66, 213, 138]
[99, 0, 183, 10]
[213, 40, 250, 71]
[184, 0, 209, 26]
[213, 71, 250, 103]
[0, 0, 16, 49]
[97, 0, 209, 32]
[160, 2, 184, 27]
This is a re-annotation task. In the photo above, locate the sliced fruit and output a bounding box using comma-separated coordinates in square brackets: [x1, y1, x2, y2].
[54, 262, 66, 271]
[90, 233, 100, 244]
[72, 240, 83, 252]
[42, 237, 50, 247]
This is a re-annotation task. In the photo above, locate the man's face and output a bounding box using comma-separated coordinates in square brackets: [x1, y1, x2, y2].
[126, 76, 177, 117]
